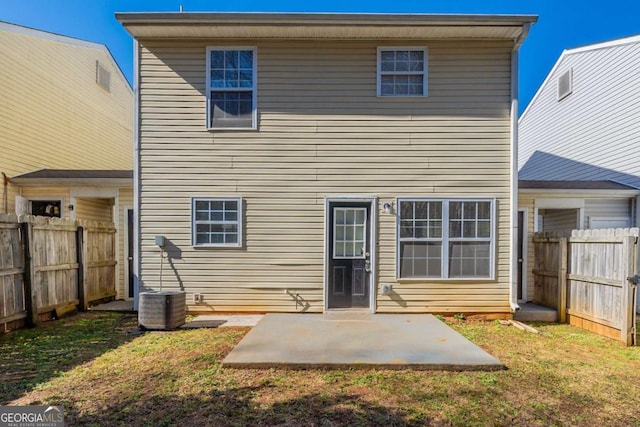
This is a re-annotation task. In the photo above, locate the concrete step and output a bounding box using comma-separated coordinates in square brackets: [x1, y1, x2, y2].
[514, 303, 558, 322]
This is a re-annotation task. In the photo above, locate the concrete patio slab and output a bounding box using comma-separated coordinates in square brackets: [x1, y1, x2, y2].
[181, 314, 264, 329]
[223, 313, 504, 370]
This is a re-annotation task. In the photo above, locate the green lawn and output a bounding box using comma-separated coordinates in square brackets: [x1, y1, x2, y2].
[1, 312, 639, 426]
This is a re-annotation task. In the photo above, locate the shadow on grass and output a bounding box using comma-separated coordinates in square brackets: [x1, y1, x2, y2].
[63, 385, 430, 426]
[0, 312, 139, 404]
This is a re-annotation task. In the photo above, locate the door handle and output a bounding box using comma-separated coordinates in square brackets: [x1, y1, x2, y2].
[364, 260, 371, 273]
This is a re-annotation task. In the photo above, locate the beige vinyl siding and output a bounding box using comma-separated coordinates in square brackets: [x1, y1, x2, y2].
[3, 184, 20, 216]
[0, 27, 132, 214]
[117, 188, 134, 298]
[75, 198, 113, 222]
[139, 39, 513, 313]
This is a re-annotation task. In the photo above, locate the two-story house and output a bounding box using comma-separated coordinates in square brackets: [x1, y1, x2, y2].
[117, 12, 536, 314]
[0, 21, 134, 300]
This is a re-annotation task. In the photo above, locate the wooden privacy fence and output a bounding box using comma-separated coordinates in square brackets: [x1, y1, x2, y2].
[533, 228, 638, 346]
[0, 214, 116, 331]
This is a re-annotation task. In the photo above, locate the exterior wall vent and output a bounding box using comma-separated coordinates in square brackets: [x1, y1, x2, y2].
[96, 61, 111, 92]
[557, 68, 572, 101]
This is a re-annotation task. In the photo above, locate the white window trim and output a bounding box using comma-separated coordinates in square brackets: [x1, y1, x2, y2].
[192, 197, 243, 248]
[206, 46, 257, 130]
[377, 46, 428, 97]
[395, 197, 496, 280]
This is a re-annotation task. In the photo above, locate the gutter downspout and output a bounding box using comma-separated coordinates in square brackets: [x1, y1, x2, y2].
[510, 23, 531, 312]
[133, 39, 142, 311]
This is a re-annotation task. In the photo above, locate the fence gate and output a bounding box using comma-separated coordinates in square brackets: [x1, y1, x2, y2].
[533, 228, 638, 346]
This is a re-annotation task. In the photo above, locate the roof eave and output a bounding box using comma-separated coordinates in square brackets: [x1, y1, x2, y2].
[11, 178, 133, 187]
[115, 12, 537, 40]
[519, 188, 640, 197]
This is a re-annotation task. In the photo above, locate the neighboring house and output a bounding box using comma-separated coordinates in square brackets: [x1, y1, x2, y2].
[517, 34, 640, 304]
[0, 21, 135, 300]
[117, 12, 537, 314]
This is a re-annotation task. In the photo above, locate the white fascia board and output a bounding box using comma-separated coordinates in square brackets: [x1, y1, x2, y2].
[520, 188, 640, 197]
[519, 49, 568, 122]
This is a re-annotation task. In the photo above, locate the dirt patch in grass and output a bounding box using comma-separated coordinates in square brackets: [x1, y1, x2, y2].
[2, 314, 639, 426]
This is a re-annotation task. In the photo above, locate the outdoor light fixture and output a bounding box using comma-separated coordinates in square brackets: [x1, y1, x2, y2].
[382, 201, 393, 214]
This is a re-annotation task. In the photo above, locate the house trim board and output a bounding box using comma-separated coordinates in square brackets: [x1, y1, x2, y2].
[520, 188, 639, 197]
[323, 195, 378, 313]
[534, 198, 585, 209]
[69, 188, 118, 198]
[509, 25, 529, 312]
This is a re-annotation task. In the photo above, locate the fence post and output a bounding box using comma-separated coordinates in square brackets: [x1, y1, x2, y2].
[83, 226, 90, 309]
[76, 226, 87, 311]
[621, 236, 636, 346]
[558, 237, 568, 323]
[20, 220, 37, 327]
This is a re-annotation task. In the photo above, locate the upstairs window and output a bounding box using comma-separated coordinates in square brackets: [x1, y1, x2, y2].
[206, 47, 257, 130]
[377, 47, 428, 97]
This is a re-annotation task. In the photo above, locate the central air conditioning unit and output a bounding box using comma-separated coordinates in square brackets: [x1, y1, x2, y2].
[138, 291, 187, 330]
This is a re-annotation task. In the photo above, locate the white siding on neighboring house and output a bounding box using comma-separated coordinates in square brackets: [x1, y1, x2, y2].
[518, 36, 640, 188]
[137, 39, 515, 314]
[584, 198, 632, 228]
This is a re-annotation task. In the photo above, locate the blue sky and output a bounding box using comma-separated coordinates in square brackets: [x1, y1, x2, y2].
[2, 0, 639, 113]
